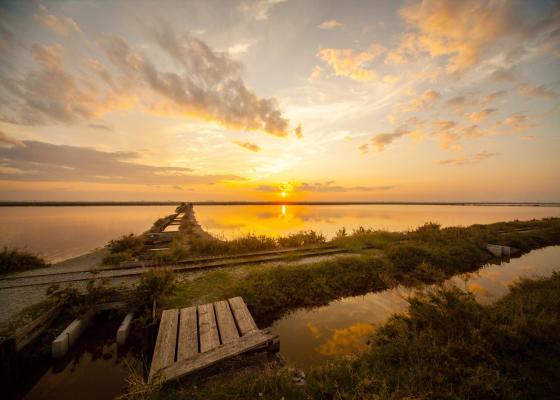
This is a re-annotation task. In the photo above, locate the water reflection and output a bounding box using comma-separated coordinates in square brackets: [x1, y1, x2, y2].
[270, 246, 560, 370]
[195, 204, 560, 240]
[23, 314, 143, 400]
[0, 206, 175, 262]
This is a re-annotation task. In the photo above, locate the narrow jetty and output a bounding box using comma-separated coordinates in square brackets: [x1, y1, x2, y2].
[148, 297, 278, 384]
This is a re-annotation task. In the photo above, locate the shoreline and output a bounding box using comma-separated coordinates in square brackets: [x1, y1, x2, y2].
[1, 201, 559, 207]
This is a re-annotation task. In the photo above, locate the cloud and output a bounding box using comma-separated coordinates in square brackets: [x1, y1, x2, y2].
[388, 0, 520, 74]
[257, 181, 395, 193]
[319, 20, 343, 30]
[0, 130, 25, 148]
[239, 0, 286, 21]
[228, 41, 254, 55]
[1, 28, 294, 137]
[88, 123, 113, 131]
[370, 126, 410, 152]
[318, 43, 385, 81]
[34, 12, 81, 37]
[521, 135, 536, 141]
[482, 90, 507, 104]
[400, 89, 441, 112]
[382, 74, 400, 85]
[309, 65, 323, 80]
[135, 28, 292, 136]
[0, 140, 243, 185]
[233, 140, 261, 152]
[504, 114, 532, 131]
[445, 95, 477, 113]
[358, 143, 368, 154]
[517, 82, 557, 98]
[488, 67, 518, 83]
[1, 42, 136, 125]
[293, 123, 303, 138]
[438, 151, 499, 166]
[468, 108, 497, 123]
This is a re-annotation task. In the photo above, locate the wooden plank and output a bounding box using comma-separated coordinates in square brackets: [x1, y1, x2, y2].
[149, 309, 179, 381]
[228, 297, 258, 336]
[177, 307, 198, 360]
[151, 331, 277, 383]
[214, 301, 240, 344]
[198, 303, 220, 353]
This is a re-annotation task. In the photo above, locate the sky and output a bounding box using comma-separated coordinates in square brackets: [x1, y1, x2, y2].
[0, 0, 559, 202]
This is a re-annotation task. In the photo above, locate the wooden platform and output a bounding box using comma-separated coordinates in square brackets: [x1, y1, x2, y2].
[148, 297, 278, 384]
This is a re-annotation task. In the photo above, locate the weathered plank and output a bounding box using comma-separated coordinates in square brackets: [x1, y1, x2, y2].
[177, 307, 198, 360]
[198, 303, 220, 353]
[151, 331, 277, 383]
[214, 300, 239, 344]
[149, 309, 179, 381]
[228, 297, 258, 335]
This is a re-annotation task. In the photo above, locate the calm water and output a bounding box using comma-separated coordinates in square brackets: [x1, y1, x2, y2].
[22, 313, 143, 400]
[270, 246, 560, 370]
[0, 206, 175, 262]
[0, 204, 558, 263]
[195, 204, 560, 239]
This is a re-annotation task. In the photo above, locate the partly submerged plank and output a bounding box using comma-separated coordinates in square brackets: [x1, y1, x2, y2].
[198, 303, 219, 353]
[214, 300, 240, 344]
[228, 297, 258, 336]
[149, 308, 179, 381]
[152, 331, 277, 383]
[177, 306, 198, 360]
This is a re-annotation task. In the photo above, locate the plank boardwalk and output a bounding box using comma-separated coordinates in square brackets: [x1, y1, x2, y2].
[148, 297, 278, 384]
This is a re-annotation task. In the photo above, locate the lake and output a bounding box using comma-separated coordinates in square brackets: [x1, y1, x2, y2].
[0, 204, 559, 262]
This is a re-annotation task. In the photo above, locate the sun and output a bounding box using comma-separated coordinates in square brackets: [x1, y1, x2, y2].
[281, 191, 287, 198]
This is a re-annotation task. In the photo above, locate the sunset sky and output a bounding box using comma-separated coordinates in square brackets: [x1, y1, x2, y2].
[0, 0, 559, 202]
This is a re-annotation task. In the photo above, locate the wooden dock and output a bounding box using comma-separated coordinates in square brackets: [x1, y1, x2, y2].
[148, 297, 278, 384]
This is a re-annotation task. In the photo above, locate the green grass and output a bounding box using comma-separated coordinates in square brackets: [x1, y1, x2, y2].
[166, 218, 560, 327]
[0, 247, 49, 275]
[145, 272, 560, 400]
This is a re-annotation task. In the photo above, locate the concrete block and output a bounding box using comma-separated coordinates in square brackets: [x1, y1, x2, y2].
[116, 312, 134, 346]
[52, 332, 69, 358]
[486, 244, 503, 257]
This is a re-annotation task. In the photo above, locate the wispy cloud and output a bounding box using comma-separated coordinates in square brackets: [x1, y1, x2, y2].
[34, 8, 81, 37]
[319, 20, 343, 30]
[239, 0, 286, 21]
[257, 181, 395, 193]
[0, 130, 25, 148]
[318, 43, 385, 81]
[438, 151, 499, 166]
[0, 141, 244, 184]
[517, 82, 557, 98]
[233, 140, 261, 152]
[468, 108, 497, 123]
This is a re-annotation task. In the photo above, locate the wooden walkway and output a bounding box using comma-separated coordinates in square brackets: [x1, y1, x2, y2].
[148, 297, 278, 383]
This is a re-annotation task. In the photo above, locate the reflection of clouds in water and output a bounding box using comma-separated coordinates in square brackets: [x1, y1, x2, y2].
[307, 322, 322, 339]
[318, 323, 376, 356]
[197, 218, 246, 230]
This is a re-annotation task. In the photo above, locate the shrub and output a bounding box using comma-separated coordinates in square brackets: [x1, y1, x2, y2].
[130, 268, 177, 320]
[102, 233, 145, 265]
[277, 230, 326, 247]
[0, 247, 49, 274]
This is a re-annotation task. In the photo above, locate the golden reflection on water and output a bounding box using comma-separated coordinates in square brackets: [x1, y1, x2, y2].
[195, 204, 560, 239]
[270, 246, 560, 370]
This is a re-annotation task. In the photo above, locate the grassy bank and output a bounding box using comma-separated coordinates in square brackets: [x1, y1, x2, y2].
[0, 248, 49, 275]
[147, 272, 560, 400]
[166, 218, 560, 325]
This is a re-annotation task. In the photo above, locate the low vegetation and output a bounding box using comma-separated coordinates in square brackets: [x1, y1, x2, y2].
[46, 274, 118, 317]
[0, 247, 49, 274]
[166, 218, 560, 325]
[129, 268, 177, 323]
[102, 233, 146, 265]
[144, 273, 560, 400]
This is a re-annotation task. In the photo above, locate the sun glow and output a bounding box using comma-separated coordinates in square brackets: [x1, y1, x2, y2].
[281, 191, 287, 197]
